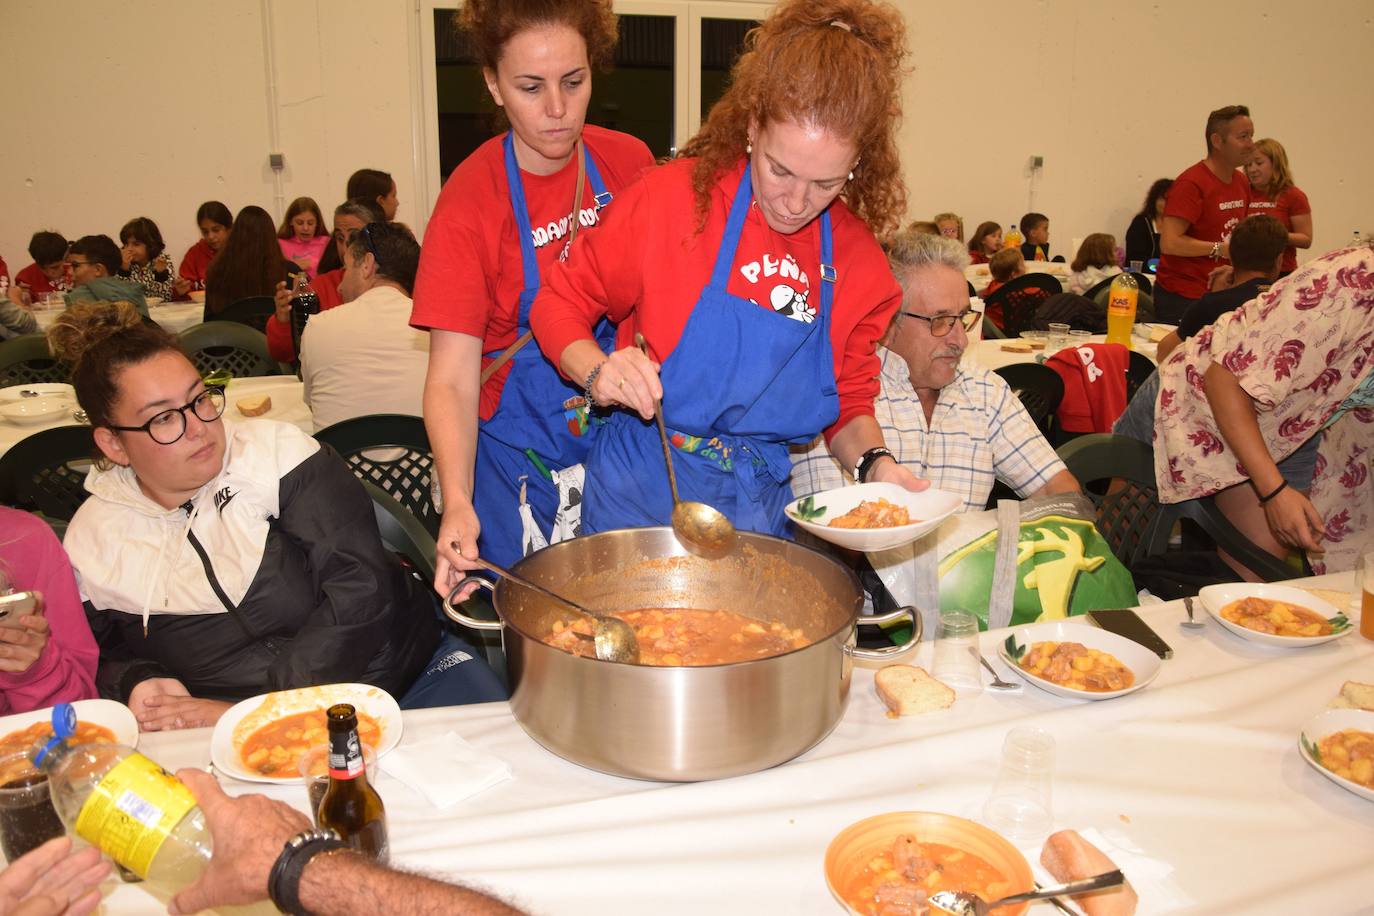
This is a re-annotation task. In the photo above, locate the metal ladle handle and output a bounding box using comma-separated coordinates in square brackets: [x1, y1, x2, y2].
[472, 558, 601, 621]
[635, 332, 680, 506]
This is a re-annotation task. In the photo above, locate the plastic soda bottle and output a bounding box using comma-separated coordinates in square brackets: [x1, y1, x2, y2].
[1105, 272, 1139, 348]
[1004, 219, 1023, 250]
[30, 704, 274, 914]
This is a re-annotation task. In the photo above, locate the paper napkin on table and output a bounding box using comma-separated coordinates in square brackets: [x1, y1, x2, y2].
[379, 731, 511, 808]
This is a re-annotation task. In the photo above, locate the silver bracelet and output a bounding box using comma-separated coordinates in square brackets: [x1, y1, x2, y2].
[583, 360, 608, 406]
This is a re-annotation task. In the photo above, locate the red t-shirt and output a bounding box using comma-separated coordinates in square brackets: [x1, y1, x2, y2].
[531, 158, 902, 442]
[265, 268, 344, 362]
[1157, 160, 1250, 299]
[1247, 185, 1311, 274]
[178, 239, 217, 289]
[14, 263, 68, 299]
[0, 256, 8, 289]
[410, 125, 655, 420]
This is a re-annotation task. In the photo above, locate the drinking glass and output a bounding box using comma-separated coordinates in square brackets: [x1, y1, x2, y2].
[1068, 329, 1093, 346]
[982, 727, 1055, 843]
[1047, 322, 1071, 351]
[1356, 551, 1374, 641]
[1128, 260, 1143, 273]
[0, 752, 65, 862]
[931, 609, 982, 697]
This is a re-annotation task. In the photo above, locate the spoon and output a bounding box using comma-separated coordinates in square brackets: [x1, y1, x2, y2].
[472, 558, 640, 664]
[930, 869, 1125, 916]
[1181, 595, 1205, 629]
[634, 332, 737, 559]
[969, 646, 1020, 690]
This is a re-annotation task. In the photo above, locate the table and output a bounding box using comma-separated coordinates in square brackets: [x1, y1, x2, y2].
[966, 262, 1071, 294]
[0, 377, 311, 459]
[965, 333, 1164, 374]
[95, 573, 1370, 915]
[32, 301, 205, 337]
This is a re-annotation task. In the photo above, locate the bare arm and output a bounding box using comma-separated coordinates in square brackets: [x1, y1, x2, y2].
[1202, 363, 1323, 550]
[1159, 215, 1227, 259]
[424, 330, 484, 596]
[1029, 469, 1080, 499]
[1288, 211, 1313, 250]
[826, 415, 928, 492]
[1155, 330, 1183, 363]
[297, 853, 524, 916]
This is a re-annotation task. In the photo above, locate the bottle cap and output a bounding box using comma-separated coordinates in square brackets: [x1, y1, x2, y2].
[33, 703, 77, 768]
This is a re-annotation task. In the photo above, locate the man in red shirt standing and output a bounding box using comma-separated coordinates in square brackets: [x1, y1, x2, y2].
[1155, 104, 1255, 323]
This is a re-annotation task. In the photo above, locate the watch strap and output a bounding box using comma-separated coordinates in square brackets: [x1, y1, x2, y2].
[855, 446, 894, 483]
[268, 829, 348, 916]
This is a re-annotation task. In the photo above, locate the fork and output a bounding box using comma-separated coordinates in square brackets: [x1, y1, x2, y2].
[1181, 595, 1205, 629]
[970, 647, 1021, 690]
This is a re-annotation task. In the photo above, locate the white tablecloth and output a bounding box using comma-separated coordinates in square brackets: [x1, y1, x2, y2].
[94, 573, 1371, 915]
[0, 377, 311, 459]
[32, 301, 204, 337]
[965, 333, 1163, 374]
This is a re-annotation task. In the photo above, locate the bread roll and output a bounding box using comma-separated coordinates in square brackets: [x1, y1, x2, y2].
[1040, 830, 1137, 916]
[1331, 680, 1374, 711]
[875, 665, 954, 718]
[1000, 341, 1033, 353]
[236, 395, 272, 417]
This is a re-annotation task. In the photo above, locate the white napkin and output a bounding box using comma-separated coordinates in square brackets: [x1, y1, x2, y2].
[379, 731, 511, 809]
[1027, 826, 1192, 914]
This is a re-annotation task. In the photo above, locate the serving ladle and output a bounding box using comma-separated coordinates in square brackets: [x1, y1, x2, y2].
[634, 332, 737, 560]
[467, 558, 639, 664]
[929, 869, 1125, 916]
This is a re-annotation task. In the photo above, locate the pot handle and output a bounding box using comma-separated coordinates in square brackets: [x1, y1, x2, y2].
[442, 579, 503, 631]
[847, 605, 922, 660]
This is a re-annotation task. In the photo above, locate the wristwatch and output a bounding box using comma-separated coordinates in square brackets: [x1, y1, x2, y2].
[854, 446, 895, 484]
[1209, 240, 1222, 260]
[268, 828, 349, 916]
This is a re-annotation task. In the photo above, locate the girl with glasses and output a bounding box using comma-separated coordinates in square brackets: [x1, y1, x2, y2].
[48, 301, 503, 732]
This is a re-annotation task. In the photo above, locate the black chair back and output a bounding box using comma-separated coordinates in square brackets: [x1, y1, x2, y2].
[178, 322, 280, 378]
[993, 363, 1065, 434]
[314, 414, 438, 537]
[984, 273, 1063, 336]
[1125, 351, 1155, 403]
[0, 425, 96, 520]
[0, 335, 70, 387]
[1057, 433, 1175, 569]
[216, 296, 276, 333]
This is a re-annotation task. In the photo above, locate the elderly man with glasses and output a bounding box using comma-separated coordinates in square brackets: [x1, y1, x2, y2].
[791, 231, 1078, 512]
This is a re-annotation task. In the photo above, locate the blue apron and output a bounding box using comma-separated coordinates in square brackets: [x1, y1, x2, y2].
[583, 166, 840, 536]
[472, 134, 617, 565]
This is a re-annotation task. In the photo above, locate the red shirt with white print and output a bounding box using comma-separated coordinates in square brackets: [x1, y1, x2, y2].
[531, 157, 902, 442]
[1247, 185, 1311, 274]
[1157, 159, 1250, 299]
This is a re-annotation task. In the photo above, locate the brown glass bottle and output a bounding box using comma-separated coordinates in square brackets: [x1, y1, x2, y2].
[316, 703, 388, 862]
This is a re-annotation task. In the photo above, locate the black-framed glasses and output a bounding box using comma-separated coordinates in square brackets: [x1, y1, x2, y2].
[107, 387, 226, 445]
[361, 223, 381, 261]
[901, 309, 980, 338]
[65, 259, 93, 270]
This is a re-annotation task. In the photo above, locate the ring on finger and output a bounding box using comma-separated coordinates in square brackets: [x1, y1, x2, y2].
[617, 378, 625, 389]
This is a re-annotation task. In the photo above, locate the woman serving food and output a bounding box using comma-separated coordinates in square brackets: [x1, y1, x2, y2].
[529, 0, 924, 537]
[412, 0, 654, 588]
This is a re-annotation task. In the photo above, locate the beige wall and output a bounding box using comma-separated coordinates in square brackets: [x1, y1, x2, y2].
[1, 0, 1369, 276]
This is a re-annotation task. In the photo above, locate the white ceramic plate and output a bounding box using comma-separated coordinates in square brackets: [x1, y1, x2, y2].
[1198, 582, 1353, 647]
[0, 383, 74, 403]
[144, 297, 164, 307]
[785, 482, 962, 552]
[0, 396, 73, 425]
[1299, 708, 1374, 802]
[0, 699, 138, 751]
[998, 620, 1162, 700]
[210, 683, 402, 784]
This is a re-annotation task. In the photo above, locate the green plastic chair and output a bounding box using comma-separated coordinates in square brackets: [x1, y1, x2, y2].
[216, 296, 276, 334]
[315, 414, 438, 538]
[0, 425, 96, 520]
[177, 321, 280, 378]
[0, 334, 70, 387]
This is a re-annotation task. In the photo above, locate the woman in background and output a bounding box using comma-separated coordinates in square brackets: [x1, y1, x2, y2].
[118, 217, 177, 301]
[347, 169, 400, 221]
[277, 196, 330, 278]
[967, 220, 1002, 264]
[1246, 138, 1312, 277]
[1067, 232, 1122, 294]
[204, 205, 301, 317]
[176, 201, 232, 297]
[1123, 178, 1171, 267]
[0, 507, 98, 714]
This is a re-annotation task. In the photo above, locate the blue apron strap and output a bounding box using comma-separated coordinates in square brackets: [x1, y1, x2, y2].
[503, 133, 542, 330]
[584, 148, 612, 208]
[707, 167, 755, 292]
[818, 210, 836, 314]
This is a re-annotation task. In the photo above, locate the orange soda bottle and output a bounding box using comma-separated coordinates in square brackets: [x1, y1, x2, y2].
[1105, 272, 1139, 348]
[1004, 219, 1023, 250]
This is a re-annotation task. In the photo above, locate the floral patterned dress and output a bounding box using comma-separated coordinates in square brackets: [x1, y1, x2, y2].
[1153, 245, 1374, 573]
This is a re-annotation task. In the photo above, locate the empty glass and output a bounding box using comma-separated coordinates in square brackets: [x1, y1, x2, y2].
[1046, 322, 1071, 351]
[931, 609, 982, 697]
[982, 726, 1055, 842]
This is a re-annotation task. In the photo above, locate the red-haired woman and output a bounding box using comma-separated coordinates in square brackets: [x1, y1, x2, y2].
[412, 0, 654, 586]
[530, 0, 924, 540]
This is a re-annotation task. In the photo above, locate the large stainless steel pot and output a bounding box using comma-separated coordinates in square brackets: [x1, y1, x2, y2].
[444, 527, 920, 782]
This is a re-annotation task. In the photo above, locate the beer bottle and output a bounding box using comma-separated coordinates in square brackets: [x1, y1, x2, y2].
[316, 703, 388, 862]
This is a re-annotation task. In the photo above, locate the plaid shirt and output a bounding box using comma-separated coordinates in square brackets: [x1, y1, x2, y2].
[789, 348, 1066, 512]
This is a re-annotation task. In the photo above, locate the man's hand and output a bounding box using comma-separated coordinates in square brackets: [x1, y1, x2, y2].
[0, 836, 109, 916]
[867, 457, 930, 493]
[168, 769, 311, 916]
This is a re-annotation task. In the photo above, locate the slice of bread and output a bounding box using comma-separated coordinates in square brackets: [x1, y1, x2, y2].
[236, 394, 272, 417]
[1000, 341, 1033, 353]
[1040, 829, 1138, 916]
[875, 665, 955, 718]
[1330, 680, 1374, 711]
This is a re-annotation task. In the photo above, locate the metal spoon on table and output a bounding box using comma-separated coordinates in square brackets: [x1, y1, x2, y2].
[1181, 595, 1205, 629]
[930, 870, 1126, 916]
[634, 332, 737, 559]
[472, 558, 639, 664]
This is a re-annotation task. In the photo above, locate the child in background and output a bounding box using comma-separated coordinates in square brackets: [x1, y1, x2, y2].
[984, 247, 1026, 296]
[1019, 212, 1051, 261]
[177, 200, 233, 297]
[933, 211, 964, 241]
[1067, 233, 1122, 295]
[11, 231, 70, 305]
[118, 217, 177, 301]
[277, 197, 330, 279]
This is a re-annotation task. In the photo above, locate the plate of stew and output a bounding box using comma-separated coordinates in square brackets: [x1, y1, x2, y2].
[1198, 583, 1352, 647]
[786, 482, 962, 552]
[1299, 708, 1374, 803]
[0, 699, 136, 772]
[210, 683, 401, 783]
[998, 620, 1161, 700]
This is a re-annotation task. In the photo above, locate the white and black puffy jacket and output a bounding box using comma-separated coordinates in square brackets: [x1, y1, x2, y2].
[65, 419, 439, 703]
